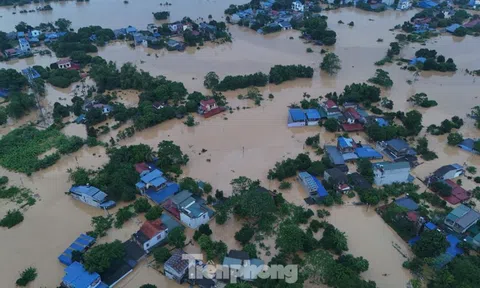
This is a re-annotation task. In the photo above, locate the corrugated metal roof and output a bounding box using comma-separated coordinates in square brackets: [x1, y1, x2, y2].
[374, 161, 410, 171]
[325, 145, 345, 165]
[305, 109, 320, 120]
[289, 108, 306, 122]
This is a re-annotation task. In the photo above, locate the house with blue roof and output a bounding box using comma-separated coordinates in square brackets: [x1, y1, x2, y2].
[446, 23, 461, 33]
[458, 138, 479, 154]
[325, 145, 348, 172]
[409, 57, 427, 65]
[126, 26, 137, 34]
[355, 145, 383, 160]
[374, 162, 411, 186]
[418, 0, 438, 8]
[18, 38, 31, 53]
[21, 67, 41, 80]
[61, 262, 107, 288]
[288, 108, 307, 127]
[0, 88, 9, 98]
[58, 234, 96, 266]
[113, 28, 127, 38]
[136, 169, 167, 193]
[69, 185, 116, 209]
[17, 31, 25, 38]
[305, 109, 320, 125]
[298, 172, 328, 200]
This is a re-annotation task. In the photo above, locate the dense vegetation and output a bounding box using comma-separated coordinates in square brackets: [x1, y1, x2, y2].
[268, 65, 314, 84]
[320, 53, 341, 75]
[5, 92, 36, 119]
[83, 240, 125, 273]
[153, 11, 170, 20]
[216, 72, 269, 91]
[47, 69, 81, 88]
[0, 69, 28, 91]
[0, 209, 24, 228]
[326, 83, 381, 105]
[408, 92, 437, 108]
[368, 69, 393, 88]
[427, 116, 463, 136]
[414, 49, 457, 72]
[0, 126, 84, 174]
[300, 16, 337, 46]
[15, 267, 37, 287]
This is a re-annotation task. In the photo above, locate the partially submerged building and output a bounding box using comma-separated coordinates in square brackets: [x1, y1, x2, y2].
[444, 205, 480, 234]
[377, 139, 417, 165]
[198, 98, 224, 118]
[441, 180, 471, 205]
[324, 168, 350, 193]
[133, 219, 168, 253]
[458, 138, 479, 155]
[164, 190, 213, 229]
[298, 172, 329, 201]
[373, 161, 410, 186]
[325, 145, 348, 172]
[429, 164, 464, 182]
[165, 249, 194, 283]
[69, 185, 116, 209]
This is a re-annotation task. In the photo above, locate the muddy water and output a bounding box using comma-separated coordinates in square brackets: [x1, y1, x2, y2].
[0, 0, 247, 31]
[1, 5, 480, 288]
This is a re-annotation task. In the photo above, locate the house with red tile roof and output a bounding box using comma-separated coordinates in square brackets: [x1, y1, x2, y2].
[198, 98, 225, 118]
[441, 180, 471, 205]
[133, 219, 168, 253]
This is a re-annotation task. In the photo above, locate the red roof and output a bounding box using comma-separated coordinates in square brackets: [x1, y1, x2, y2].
[344, 107, 361, 120]
[442, 180, 471, 205]
[57, 58, 71, 65]
[135, 162, 150, 174]
[464, 19, 480, 28]
[139, 219, 166, 239]
[325, 100, 337, 109]
[407, 211, 419, 222]
[200, 99, 216, 106]
[342, 123, 364, 132]
[338, 184, 350, 191]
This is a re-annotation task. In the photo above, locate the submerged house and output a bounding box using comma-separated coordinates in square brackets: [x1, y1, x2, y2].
[198, 98, 224, 118]
[61, 262, 106, 288]
[458, 138, 479, 154]
[69, 185, 116, 209]
[444, 205, 480, 234]
[298, 172, 328, 201]
[18, 38, 31, 53]
[373, 161, 410, 186]
[319, 100, 342, 118]
[377, 138, 417, 165]
[287, 108, 307, 127]
[133, 219, 168, 253]
[324, 168, 350, 193]
[355, 145, 383, 160]
[337, 137, 358, 162]
[441, 180, 471, 205]
[325, 145, 348, 172]
[165, 249, 193, 283]
[58, 234, 96, 266]
[164, 190, 213, 229]
[136, 169, 167, 193]
[429, 164, 464, 182]
[341, 107, 364, 132]
[397, 0, 412, 10]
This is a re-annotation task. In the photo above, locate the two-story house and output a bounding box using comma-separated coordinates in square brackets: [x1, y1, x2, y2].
[18, 38, 30, 53]
[69, 185, 116, 209]
[133, 219, 168, 253]
[444, 205, 480, 234]
[373, 161, 410, 186]
[135, 169, 167, 194]
[165, 249, 194, 283]
[170, 190, 211, 229]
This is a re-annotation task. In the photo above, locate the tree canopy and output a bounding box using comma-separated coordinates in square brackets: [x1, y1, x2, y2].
[413, 229, 448, 258]
[83, 240, 125, 273]
[156, 140, 189, 174]
[320, 53, 341, 75]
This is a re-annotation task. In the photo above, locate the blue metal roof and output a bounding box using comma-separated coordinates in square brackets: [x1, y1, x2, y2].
[395, 197, 419, 211]
[21, 67, 41, 79]
[338, 137, 355, 148]
[0, 88, 9, 98]
[63, 262, 101, 287]
[135, 182, 146, 189]
[418, 0, 438, 8]
[446, 24, 461, 33]
[311, 175, 328, 197]
[305, 109, 320, 120]
[375, 118, 389, 127]
[355, 146, 383, 159]
[289, 109, 306, 122]
[146, 183, 179, 204]
[140, 169, 163, 183]
[425, 222, 437, 230]
[325, 145, 345, 165]
[150, 176, 167, 187]
[70, 186, 107, 202]
[58, 234, 95, 266]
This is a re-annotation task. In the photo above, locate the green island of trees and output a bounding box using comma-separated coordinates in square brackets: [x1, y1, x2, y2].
[268, 65, 314, 84]
[368, 69, 393, 88]
[153, 11, 170, 20]
[0, 126, 85, 174]
[320, 52, 341, 75]
[414, 49, 457, 72]
[216, 72, 269, 91]
[408, 92, 438, 108]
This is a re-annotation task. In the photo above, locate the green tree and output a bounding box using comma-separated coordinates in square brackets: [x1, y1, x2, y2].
[156, 140, 189, 174]
[243, 243, 257, 258]
[357, 159, 374, 183]
[276, 221, 305, 254]
[134, 198, 152, 213]
[179, 177, 201, 196]
[168, 227, 186, 248]
[15, 267, 37, 287]
[413, 230, 448, 258]
[320, 53, 341, 75]
[324, 118, 339, 132]
[447, 133, 464, 146]
[145, 206, 163, 221]
[153, 247, 171, 264]
[235, 225, 255, 245]
[6, 93, 36, 119]
[320, 224, 348, 254]
[0, 209, 24, 228]
[337, 254, 369, 273]
[55, 18, 72, 31]
[402, 110, 423, 135]
[368, 69, 393, 88]
[83, 240, 125, 273]
[0, 107, 7, 125]
[204, 71, 220, 89]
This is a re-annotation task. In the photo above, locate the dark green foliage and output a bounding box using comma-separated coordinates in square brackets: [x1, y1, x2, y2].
[337, 254, 369, 273]
[53, 102, 70, 119]
[0, 107, 7, 125]
[309, 219, 322, 233]
[268, 65, 314, 84]
[89, 215, 114, 238]
[145, 206, 163, 221]
[0, 209, 24, 228]
[134, 198, 152, 213]
[140, 285, 157, 288]
[428, 117, 463, 136]
[83, 240, 125, 273]
[47, 69, 81, 88]
[276, 221, 306, 254]
[243, 243, 257, 258]
[415, 49, 457, 72]
[387, 42, 401, 58]
[267, 153, 312, 180]
[307, 161, 326, 177]
[153, 247, 171, 264]
[357, 159, 374, 184]
[416, 137, 437, 161]
[447, 132, 464, 146]
[429, 255, 480, 288]
[216, 72, 268, 91]
[317, 209, 331, 218]
[279, 181, 291, 190]
[408, 93, 437, 108]
[156, 140, 189, 175]
[6, 92, 36, 119]
[413, 230, 448, 258]
[57, 136, 84, 154]
[179, 177, 202, 196]
[198, 235, 228, 261]
[15, 267, 37, 287]
[324, 118, 339, 132]
[302, 16, 337, 45]
[168, 227, 186, 248]
[368, 69, 393, 88]
[204, 72, 219, 89]
[292, 206, 314, 224]
[0, 69, 28, 91]
[235, 225, 255, 245]
[320, 224, 348, 254]
[114, 205, 134, 228]
[305, 134, 320, 147]
[153, 11, 170, 20]
[335, 83, 381, 105]
[431, 181, 452, 197]
[0, 176, 8, 186]
[401, 110, 423, 135]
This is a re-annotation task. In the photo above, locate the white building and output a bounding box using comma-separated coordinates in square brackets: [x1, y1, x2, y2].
[373, 162, 410, 186]
[57, 59, 72, 69]
[133, 219, 169, 253]
[291, 1, 304, 11]
[18, 38, 30, 52]
[69, 185, 116, 209]
[30, 30, 41, 37]
[171, 190, 211, 229]
[397, 0, 412, 10]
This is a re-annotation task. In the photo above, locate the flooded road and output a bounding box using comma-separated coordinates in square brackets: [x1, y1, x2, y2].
[1, 5, 480, 288]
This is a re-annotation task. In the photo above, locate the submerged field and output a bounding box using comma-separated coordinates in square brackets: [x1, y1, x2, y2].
[0, 3, 480, 288]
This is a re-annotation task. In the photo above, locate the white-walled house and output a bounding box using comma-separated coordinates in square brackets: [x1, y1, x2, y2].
[292, 1, 305, 11]
[69, 185, 116, 209]
[133, 219, 168, 253]
[171, 190, 211, 229]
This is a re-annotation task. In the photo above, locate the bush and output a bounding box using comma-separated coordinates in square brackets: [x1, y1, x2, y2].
[317, 209, 331, 218]
[324, 118, 339, 132]
[153, 247, 171, 263]
[203, 182, 213, 194]
[0, 210, 24, 228]
[134, 198, 152, 213]
[0, 176, 8, 186]
[279, 181, 292, 190]
[153, 11, 170, 20]
[199, 224, 212, 236]
[235, 225, 255, 245]
[306, 48, 313, 53]
[216, 210, 227, 224]
[467, 166, 476, 174]
[145, 206, 163, 221]
[114, 206, 134, 228]
[309, 219, 322, 233]
[475, 177, 480, 184]
[269, 65, 314, 84]
[243, 243, 257, 258]
[15, 267, 37, 287]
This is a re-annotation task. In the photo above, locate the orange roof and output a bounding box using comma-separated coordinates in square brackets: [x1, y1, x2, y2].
[139, 219, 166, 239]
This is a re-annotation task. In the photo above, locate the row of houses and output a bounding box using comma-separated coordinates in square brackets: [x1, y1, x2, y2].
[2, 30, 67, 59]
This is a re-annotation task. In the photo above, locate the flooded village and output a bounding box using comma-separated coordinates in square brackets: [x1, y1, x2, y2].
[1, 0, 480, 288]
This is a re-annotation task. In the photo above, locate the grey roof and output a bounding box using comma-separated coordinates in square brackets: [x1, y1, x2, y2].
[171, 190, 193, 205]
[325, 168, 348, 183]
[373, 161, 410, 171]
[457, 209, 480, 229]
[433, 164, 462, 178]
[386, 139, 410, 151]
[228, 250, 250, 260]
[165, 249, 190, 274]
[395, 197, 419, 211]
[325, 145, 345, 165]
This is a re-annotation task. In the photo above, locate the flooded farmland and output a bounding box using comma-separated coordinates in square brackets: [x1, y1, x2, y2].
[1, 2, 480, 288]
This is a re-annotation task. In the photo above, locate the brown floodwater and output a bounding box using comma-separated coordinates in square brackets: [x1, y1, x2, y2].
[1, 5, 480, 288]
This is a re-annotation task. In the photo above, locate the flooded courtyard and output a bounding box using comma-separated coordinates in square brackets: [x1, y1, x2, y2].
[0, 2, 480, 288]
